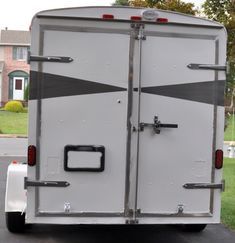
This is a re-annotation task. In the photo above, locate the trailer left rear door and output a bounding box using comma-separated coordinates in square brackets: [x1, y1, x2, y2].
[28, 23, 130, 217]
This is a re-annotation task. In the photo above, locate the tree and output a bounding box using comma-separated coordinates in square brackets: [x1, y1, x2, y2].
[129, 0, 197, 15]
[112, 0, 130, 6]
[203, 0, 235, 107]
[155, 0, 196, 15]
[112, 0, 197, 15]
[129, 0, 163, 8]
[203, 0, 231, 24]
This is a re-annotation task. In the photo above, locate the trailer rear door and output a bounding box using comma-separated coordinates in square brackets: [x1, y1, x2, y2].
[30, 25, 130, 216]
[136, 26, 225, 216]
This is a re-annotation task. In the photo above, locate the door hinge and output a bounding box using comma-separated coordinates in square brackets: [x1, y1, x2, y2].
[183, 180, 225, 191]
[131, 23, 146, 40]
[24, 177, 70, 189]
[126, 219, 139, 224]
[187, 63, 227, 72]
[29, 55, 73, 63]
[125, 209, 140, 224]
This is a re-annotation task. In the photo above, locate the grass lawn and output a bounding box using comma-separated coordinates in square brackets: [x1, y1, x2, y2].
[224, 115, 235, 141]
[0, 111, 28, 135]
[221, 158, 235, 230]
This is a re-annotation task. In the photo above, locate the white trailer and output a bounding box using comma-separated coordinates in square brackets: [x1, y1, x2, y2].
[5, 6, 226, 233]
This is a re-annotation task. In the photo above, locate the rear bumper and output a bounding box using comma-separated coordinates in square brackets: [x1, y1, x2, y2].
[26, 215, 220, 225]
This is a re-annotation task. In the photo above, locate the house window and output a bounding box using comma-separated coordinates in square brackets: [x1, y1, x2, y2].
[13, 46, 28, 60]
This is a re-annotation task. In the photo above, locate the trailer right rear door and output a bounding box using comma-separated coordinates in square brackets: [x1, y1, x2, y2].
[136, 24, 226, 218]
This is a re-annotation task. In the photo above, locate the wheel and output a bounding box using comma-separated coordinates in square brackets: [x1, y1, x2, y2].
[182, 224, 207, 232]
[5, 212, 25, 233]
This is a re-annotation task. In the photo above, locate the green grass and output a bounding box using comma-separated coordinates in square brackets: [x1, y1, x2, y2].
[0, 111, 28, 135]
[224, 115, 235, 141]
[221, 158, 235, 230]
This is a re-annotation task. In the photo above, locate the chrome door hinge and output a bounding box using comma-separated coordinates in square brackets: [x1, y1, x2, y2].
[29, 54, 73, 63]
[125, 209, 141, 224]
[183, 180, 225, 191]
[131, 23, 146, 40]
[24, 177, 70, 189]
[187, 63, 227, 72]
[126, 219, 139, 224]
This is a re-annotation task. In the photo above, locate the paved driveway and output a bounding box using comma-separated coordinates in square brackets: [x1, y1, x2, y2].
[1, 156, 235, 243]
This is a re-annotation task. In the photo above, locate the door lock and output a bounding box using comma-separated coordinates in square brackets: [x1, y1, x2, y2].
[139, 116, 178, 134]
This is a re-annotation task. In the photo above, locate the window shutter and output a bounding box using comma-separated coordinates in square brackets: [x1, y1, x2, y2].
[13, 47, 17, 60]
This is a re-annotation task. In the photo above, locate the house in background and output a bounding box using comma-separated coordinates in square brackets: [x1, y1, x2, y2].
[0, 29, 30, 106]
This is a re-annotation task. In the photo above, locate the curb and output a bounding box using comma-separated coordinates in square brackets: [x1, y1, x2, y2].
[0, 134, 28, 138]
[224, 141, 235, 145]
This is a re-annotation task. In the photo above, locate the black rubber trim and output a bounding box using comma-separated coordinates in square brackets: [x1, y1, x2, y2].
[64, 145, 105, 172]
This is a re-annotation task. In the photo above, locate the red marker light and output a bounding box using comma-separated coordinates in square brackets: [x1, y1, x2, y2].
[28, 145, 36, 166]
[157, 18, 168, 23]
[215, 149, 223, 169]
[131, 16, 142, 21]
[102, 14, 114, 19]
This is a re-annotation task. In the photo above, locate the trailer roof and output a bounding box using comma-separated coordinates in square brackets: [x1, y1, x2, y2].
[33, 6, 223, 29]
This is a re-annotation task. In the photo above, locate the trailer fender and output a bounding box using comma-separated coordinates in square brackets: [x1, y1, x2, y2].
[5, 163, 27, 213]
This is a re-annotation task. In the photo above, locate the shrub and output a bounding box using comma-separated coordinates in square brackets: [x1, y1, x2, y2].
[24, 84, 29, 101]
[4, 101, 24, 113]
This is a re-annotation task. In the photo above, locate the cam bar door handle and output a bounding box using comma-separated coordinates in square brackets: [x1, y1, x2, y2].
[140, 116, 178, 134]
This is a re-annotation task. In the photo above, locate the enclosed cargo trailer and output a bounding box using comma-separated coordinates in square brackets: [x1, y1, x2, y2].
[5, 6, 226, 233]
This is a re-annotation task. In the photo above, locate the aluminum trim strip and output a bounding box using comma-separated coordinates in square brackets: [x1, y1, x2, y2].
[40, 25, 131, 35]
[124, 27, 135, 217]
[139, 213, 213, 218]
[36, 15, 224, 29]
[134, 24, 144, 221]
[37, 212, 124, 217]
[210, 39, 220, 214]
[35, 25, 44, 216]
[144, 31, 217, 40]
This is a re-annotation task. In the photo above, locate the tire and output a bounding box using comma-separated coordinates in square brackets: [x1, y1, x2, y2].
[182, 224, 207, 232]
[6, 212, 25, 233]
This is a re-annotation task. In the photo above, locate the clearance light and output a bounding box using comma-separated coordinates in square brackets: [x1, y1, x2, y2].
[157, 18, 168, 23]
[142, 10, 158, 21]
[131, 16, 142, 21]
[28, 145, 36, 166]
[102, 14, 114, 19]
[12, 160, 18, 164]
[215, 149, 223, 169]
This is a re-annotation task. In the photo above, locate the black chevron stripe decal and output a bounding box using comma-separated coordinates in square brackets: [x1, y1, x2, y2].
[29, 71, 225, 106]
[29, 71, 127, 100]
[135, 80, 225, 106]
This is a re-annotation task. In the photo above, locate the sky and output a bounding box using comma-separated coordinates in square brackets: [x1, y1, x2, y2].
[0, 0, 205, 30]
